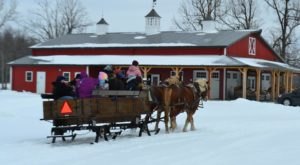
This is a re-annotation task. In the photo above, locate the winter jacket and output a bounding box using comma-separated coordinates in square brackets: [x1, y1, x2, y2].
[77, 71, 98, 98]
[126, 65, 142, 77]
[52, 81, 75, 100]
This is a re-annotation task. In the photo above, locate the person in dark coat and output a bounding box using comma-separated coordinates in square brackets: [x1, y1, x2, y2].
[77, 71, 98, 98]
[69, 73, 81, 97]
[52, 76, 75, 100]
[108, 71, 126, 90]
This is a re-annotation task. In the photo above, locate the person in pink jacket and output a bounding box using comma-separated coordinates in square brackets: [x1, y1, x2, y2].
[126, 60, 142, 90]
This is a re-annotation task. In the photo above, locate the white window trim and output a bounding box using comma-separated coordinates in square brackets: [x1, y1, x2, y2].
[25, 71, 33, 82]
[249, 37, 256, 56]
[63, 72, 71, 81]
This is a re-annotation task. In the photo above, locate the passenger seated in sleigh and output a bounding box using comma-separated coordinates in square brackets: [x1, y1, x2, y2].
[126, 60, 143, 91]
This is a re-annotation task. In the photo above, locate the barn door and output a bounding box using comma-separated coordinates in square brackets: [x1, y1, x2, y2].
[193, 70, 208, 81]
[261, 73, 271, 91]
[210, 71, 220, 99]
[226, 71, 241, 99]
[36, 71, 46, 94]
[151, 74, 160, 86]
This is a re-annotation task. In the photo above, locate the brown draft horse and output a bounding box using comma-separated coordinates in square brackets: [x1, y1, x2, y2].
[149, 84, 183, 133]
[175, 79, 208, 132]
[149, 78, 208, 133]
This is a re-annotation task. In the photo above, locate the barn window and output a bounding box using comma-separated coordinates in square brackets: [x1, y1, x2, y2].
[232, 73, 238, 79]
[63, 72, 71, 82]
[197, 72, 207, 78]
[226, 73, 231, 79]
[248, 37, 256, 56]
[212, 72, 219, 78]
[25, 71, 33, 82]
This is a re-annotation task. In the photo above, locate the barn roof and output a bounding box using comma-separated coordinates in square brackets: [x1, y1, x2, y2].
[8, 55, 300, 72]
[31, 30, 262, 48]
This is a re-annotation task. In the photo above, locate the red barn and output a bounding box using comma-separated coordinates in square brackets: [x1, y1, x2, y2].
[8, 8, 300, 100]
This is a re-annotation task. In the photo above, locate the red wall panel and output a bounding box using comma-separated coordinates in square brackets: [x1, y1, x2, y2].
[227, 34, 280, 61]
[12, 65, 86, 93]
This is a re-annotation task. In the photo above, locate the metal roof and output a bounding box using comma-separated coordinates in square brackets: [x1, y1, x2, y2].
[8, 55, 300, 72]
[31, 30, 261, 48]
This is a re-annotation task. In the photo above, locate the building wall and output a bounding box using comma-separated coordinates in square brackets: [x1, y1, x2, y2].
[12, 65, 86, 93]
[227, 34, 280, 61]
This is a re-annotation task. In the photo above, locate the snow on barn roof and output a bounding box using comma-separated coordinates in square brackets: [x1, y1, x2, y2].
[8, 55, 300, 72]
[30, 30, 262, 48]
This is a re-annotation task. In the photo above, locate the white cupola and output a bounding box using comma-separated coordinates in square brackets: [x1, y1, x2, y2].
[145, 9, 161, 35]
[201, 16, 218, 33]
[96, 18, 109, 35]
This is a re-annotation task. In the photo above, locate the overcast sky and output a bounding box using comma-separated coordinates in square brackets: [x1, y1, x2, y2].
[17, 0, 181, 33]
[15, 0, 300, 42]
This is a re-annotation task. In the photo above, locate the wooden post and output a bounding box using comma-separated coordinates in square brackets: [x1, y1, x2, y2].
[238, 68, 248, 99]
[290, 73, 294, 92]
[284, 72, 288, 93]
[276, 71, 281, 98]
[256, 69, 261, 101]
[140, 67, 152, 79]
[271, 71, 276, 101]
[171, 67, 183, 77]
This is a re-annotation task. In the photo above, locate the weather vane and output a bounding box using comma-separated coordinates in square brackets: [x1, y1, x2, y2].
[152, 0, 157, 8]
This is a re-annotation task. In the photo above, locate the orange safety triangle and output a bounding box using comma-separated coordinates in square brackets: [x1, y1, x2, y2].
[60, 101, 73, 115]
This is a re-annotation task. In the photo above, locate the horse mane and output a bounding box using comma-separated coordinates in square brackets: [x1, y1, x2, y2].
[164, 76, 181, 86]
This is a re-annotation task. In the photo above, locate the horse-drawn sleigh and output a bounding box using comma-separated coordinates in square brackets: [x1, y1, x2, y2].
[41, 78, 208, 143]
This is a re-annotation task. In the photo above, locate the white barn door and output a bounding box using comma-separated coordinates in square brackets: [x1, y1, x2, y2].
[151, 74, 160, 86]
[36, 71, 46, 94]
[226, 71, 241, 99]
[193, 70, 220, 99]
[210, 71, 220, 99]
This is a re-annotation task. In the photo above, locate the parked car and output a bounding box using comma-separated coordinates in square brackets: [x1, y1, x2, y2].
[277, 88, 300, 106]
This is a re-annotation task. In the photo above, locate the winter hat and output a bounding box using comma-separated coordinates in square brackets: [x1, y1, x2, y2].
[56, 76, 66, 82]
[132, 60, 139, 66]
[75, 73, 81, 79]
[104, 65, 112, 72]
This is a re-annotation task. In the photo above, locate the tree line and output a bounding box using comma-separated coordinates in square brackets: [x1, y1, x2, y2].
[0, 0, 300, 89]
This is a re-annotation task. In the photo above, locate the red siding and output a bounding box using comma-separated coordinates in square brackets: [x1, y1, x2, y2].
[32, 47, 224, 56]
[227, 34, 280, 61]
[12, 65, 86, 93]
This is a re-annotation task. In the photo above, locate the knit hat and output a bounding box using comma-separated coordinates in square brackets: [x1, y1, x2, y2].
[104, 65, 112, 71]
[56, 76, 66, 82]
[132, 60, 139, 66]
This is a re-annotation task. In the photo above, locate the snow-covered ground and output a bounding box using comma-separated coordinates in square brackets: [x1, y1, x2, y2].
[0, 90, 300, 165]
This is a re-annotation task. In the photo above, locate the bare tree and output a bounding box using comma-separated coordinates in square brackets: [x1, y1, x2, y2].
[0, 0, 17, 89]
[0, 28, 35, 89]
[219, 0, 260, 30]
[264, 0, 300, 60]
[0, 0, 17, 29]
[173, 0, 222, 31]
[26, 0, 91, 41]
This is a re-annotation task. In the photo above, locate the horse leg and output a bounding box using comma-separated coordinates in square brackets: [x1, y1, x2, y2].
[170, 116, 177, 132]
[164, 106, 170, 133]
[190, 116, 196, 131]
[154, 110, 161, 132]
[183, 111, 191, 132]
